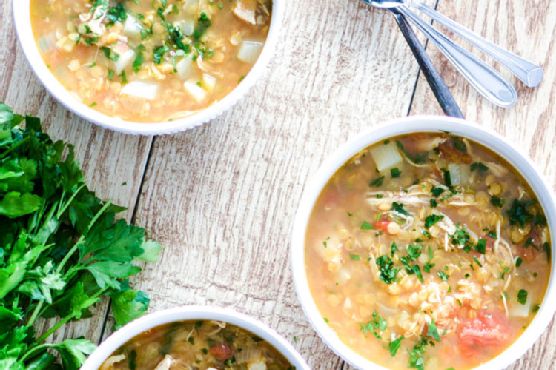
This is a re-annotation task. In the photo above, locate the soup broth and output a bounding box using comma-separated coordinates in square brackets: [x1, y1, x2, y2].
[100, 320, 293, 370]
[305, 133, 551, 370]
[30, 0, 272, 122]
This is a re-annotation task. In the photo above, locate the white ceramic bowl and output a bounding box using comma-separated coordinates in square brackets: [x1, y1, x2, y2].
[82, 306, 309, 369]
[13, 1, 283, 135]
[291, 116, 556, 370]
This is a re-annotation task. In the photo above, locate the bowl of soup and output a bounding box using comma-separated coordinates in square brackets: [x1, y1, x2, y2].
[82, 306, 309, 369]
[291, 116, 556, 370]
[13, 0, 282, 134]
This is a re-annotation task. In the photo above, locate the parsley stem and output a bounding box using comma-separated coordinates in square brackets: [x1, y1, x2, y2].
[27, 301, 45, 327]
[36, 290, 105, 343]
[56, 183, 86, 218]
[0, 136, 30, 160]
[56, 201, 112, 273]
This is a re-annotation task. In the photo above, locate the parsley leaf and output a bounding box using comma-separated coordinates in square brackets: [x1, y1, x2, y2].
[392, 202, 410, 216]
[517, 289, 528, 305]
[424, 214, 444, 229]
[388, 336, 404, 356]
[376, 255, 399, 284]
[361, 311, 387, 339]
[369, 176, 385, 187]
[0, 104, 161, 369]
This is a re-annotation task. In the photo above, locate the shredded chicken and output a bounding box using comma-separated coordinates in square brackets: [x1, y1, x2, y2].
[154, 355, 175, 370]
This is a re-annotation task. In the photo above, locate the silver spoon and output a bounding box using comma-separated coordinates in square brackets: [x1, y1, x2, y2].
[415, 3, 543, 88]
[363, 0, 517, 108]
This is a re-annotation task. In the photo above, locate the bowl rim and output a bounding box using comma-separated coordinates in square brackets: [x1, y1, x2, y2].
[12, 0, 284, 135]
[81, 305, 310, 370]
[291, 115, 556, 370]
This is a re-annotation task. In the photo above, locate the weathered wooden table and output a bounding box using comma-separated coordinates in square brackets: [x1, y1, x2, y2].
[1, 0, 555, 368]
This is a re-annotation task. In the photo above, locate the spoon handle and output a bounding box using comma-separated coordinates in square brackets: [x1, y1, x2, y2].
[415, 3, 543, 88]
[397, 6, 517, 108]
[391, 9, 463, 118]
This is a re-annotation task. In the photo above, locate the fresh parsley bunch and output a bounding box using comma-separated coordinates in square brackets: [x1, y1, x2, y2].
[0, 104, 160, 369]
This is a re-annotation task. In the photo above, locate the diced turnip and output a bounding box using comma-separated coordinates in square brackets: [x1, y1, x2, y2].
[121, 81, 159, 100]
[448, 163, 470, 186]
[175, 18, 195, 36]
[233, 0, 257, 25]
[124, 15, 142, 38]
[202, 73, 217, 91]
[370, 142, 403, 172]
[248, 362, 267, 370]
[510, 300, 530, 317]
[114, 49, 136, 74]
[237, 40, 264, 63]
[184, 81, 207, 102]
[176, 56, 195, 80]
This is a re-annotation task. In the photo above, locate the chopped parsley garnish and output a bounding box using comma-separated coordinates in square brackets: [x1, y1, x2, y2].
[392, 202, 410, 216]
[431, 187, 445, 197]
[507, 199, 534, 227]
[106, 3, 128, 25]
[369, 176, 385, 187]
[473, 256, 483, 267]
[490, 195, 505, 208]
[407, 244, 422, 260]
[427, 320, 441, 341]
[193, 12, 212, 41]
[475, 238, 487, 254]
[388, 336, 404, 356]
[376, 255, 399, 284]
[450, 225, 471, 248]
[424, 262, 434, 273]
[517, 289, 528, 305]
[101, 46, 119, 61]
[424, 214, 444, 228]
[412, 265, 424, 282]
[470, 162, 489, 172]
[390, 242, 398, 257]
[408, 337, 430, 370]
[350, 254, 361, 261]
[442, 168, 452, 187]
[515, 256, 523, 268]
[390, 167, 401, 178]
[153, 45, 169, 64]
[361, 220, 373, 231]
[429, 199, 438, 208]
[133, 44, 146, 72]
[437, 271, 449, 281]
[361, 311, 387, 339]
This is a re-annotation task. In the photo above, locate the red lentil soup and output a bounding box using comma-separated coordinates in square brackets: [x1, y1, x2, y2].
[100, 320, 294, 370]
[305, 133, 551, 370]
[30, 0, 272, 122]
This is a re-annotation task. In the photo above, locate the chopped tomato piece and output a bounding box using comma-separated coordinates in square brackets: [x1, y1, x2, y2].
[209, 343, 234, 361]
[373, 221, 390, 232]
[457, 310, 511, 356]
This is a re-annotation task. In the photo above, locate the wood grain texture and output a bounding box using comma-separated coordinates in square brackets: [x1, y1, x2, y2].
[0, 0, 153, 347]
[2, 0, 556, 369]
